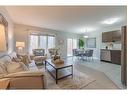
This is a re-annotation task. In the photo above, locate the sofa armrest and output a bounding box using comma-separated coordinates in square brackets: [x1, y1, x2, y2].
[9, 76, 45, 89]
[3, 70, 44, 78]
[2, 70, 45, 89]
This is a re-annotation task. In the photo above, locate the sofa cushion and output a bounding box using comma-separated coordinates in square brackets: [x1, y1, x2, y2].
[6, 62, 28, 74]
[0, 62, 8, 75]
[0, 74, 5, 78]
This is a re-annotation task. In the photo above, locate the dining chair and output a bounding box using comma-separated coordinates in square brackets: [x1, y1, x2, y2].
[83, 50, 93, 61]
[72, 49, 83, 60]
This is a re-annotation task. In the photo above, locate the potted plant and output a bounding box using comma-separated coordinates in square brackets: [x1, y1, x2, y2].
[79, 38, 85, 49]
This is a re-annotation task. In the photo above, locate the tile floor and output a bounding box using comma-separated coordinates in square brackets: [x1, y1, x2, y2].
[67, 57, 124, 89]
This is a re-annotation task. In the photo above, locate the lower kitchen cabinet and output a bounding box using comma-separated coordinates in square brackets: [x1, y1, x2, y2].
[100, 49, 121, 65]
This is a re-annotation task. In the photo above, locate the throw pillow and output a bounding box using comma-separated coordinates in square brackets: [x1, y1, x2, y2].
[21, 55, 31, 64]
[0, 62, 8, 74]
[6, 62, 28, 74]
[11, 57, 22, 62]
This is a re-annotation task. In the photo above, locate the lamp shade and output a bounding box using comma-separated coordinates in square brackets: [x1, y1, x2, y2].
[16, 41, 25, 47]
[0, 24, 7, 51]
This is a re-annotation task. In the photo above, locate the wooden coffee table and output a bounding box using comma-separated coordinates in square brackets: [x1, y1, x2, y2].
[45, 59, 73, 84]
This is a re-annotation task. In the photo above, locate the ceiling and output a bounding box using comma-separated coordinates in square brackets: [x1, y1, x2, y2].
[5, 6, 127, 34]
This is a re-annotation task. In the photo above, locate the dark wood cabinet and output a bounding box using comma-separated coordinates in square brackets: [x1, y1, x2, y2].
[102, 30, 121, 42]
[121, 26, 127, 86]
[100, 49, 121, 65]
[112, 30, 121, 42]
[111, 50, 121, 65]
[102, 32, 113, 42]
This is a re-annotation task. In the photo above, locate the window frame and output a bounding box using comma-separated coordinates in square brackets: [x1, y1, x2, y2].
[29, 34, 55, 54]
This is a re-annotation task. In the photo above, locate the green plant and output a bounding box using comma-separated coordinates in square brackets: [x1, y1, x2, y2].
[79, 38, 85, 49]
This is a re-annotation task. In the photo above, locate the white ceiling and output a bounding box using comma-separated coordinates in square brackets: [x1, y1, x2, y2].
[5, 6, 127, 34]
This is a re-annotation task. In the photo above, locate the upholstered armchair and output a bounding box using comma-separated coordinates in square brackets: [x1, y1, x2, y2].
[48, 48, 60, 60]
[31, 49, 47, 65]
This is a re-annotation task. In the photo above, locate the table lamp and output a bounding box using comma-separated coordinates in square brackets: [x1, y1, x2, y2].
[16, 41, 25, 54]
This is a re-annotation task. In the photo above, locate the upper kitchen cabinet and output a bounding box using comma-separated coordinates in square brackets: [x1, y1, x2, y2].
[102, 30, 121, 42]
[102, 31, 112, 42]
[112, 30, 121, 42]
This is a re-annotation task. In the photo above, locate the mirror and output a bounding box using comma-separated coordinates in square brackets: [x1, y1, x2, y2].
[0, 13, 8, 52]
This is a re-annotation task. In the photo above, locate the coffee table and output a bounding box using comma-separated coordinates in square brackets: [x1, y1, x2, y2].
[45, 59, 73, 84]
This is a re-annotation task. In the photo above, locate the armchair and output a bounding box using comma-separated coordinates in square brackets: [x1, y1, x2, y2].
[32, 49, 47, 65]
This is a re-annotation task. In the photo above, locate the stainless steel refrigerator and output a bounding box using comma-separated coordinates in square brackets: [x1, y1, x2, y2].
[121, 26, 127, 86]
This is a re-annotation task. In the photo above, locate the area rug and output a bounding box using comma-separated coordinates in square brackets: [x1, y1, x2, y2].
[40, 66, 96, 89]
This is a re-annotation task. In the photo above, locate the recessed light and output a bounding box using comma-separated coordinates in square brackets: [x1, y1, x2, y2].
[102, 17, 120, 25]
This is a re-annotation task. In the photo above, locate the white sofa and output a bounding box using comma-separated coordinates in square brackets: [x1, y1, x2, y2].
[0, 52, 45, 89]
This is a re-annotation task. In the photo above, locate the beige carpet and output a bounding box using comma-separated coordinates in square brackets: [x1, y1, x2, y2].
[44, 68, 96, 89]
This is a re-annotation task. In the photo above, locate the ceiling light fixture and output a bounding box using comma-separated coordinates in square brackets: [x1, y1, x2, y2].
[84, 36, 88, 38]
[102, 17, 120, 25]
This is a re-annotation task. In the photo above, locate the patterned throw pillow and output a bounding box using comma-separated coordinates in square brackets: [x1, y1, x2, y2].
[11, 57, 22, 62]
[0, 62, 8, 75]
[21, 55, 32, 64]
[6, 62, 28, 74]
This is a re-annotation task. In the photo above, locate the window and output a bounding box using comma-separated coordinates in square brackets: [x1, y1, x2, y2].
[29, 34, 55, 54]
[67, 38, 77, 56]
[40, 35, 47, 50]
[29, 35, 39, 53]
[48, 36, 55, 49]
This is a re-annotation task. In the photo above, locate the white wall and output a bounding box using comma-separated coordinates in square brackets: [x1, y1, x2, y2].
[0, 7, 14, 57]
[80, 26, 122, 59]
[14, 24, 80, 58]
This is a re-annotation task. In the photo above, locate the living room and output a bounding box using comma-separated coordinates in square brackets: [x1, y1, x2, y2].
[0, 6, 127, 90]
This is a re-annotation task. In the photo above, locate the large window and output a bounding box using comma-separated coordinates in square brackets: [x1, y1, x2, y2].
[29, 35, 39, 53]
[48, 36, 55, 49]
[67, 38, 77, 56]
[40, 35, 47, 50]
[29, 34, 55, 54]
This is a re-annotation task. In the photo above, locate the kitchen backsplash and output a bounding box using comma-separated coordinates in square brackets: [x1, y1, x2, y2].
[102, 42, 121, 50]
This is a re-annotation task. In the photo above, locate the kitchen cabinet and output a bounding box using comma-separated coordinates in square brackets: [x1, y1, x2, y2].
[102, 32, 113, 42]
[100, 49, 121, 65]
[102, 30, 121, 42]
[110, 50, 121, 65]
[112, 30, 121, 42]
[100, 49, 111, 62]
